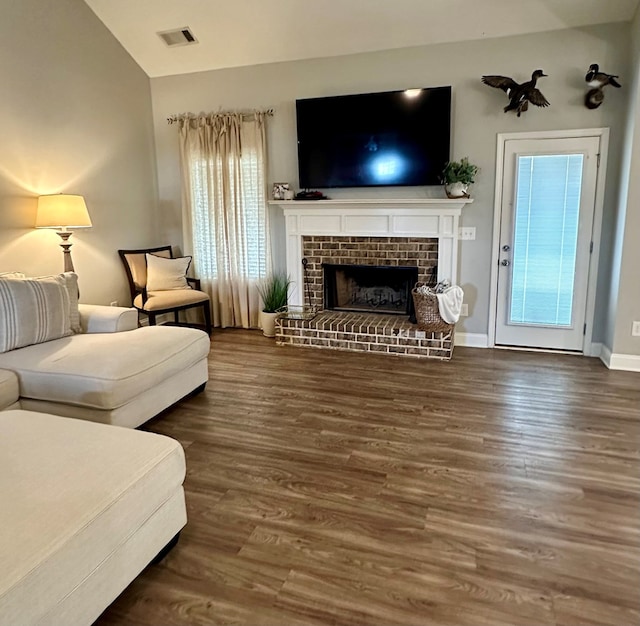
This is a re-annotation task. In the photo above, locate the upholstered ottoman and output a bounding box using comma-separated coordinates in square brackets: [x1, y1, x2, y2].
[0, 325, 210, 428]
[0, 410, 187, 626]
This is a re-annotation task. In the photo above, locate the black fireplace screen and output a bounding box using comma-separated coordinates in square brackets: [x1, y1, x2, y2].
[323, 264, 418, 316]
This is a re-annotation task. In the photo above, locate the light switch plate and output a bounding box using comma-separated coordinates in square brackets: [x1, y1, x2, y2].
[458, 227, 476, 240]
[460, 303, 469, 317]
[632, 321, 640, 337]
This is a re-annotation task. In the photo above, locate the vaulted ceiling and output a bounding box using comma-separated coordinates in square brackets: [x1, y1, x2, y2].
[84, 0, 640, 78]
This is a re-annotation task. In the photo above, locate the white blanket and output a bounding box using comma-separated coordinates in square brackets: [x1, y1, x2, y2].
[436, 286, 464, 324]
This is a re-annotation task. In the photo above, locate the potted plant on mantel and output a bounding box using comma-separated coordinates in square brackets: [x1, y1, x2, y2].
[257, 273, 291, 338]
[441, 157, 479, 199]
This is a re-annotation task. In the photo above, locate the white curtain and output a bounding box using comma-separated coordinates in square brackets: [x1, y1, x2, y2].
[177, 112, 271, 328]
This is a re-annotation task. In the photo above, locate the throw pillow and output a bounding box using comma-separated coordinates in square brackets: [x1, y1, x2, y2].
[1, 272, 81, 334]
[0, 275, 73, 353]
[145, 254, 192, 291]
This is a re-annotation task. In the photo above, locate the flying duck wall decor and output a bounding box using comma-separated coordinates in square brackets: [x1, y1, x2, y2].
[585, 64, 621, 109]
[481, 69, 550, 117]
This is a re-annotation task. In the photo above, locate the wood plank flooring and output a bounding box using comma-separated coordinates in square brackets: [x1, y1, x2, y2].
[96, 330, 640, 626]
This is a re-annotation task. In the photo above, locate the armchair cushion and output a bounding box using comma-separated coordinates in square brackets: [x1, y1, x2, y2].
[134, 289, 209, 312]
[78, 304, 138, 334]
[0, 275, 73, 353]
[121, 248, 171, 290]
[145, 254, 191, 291]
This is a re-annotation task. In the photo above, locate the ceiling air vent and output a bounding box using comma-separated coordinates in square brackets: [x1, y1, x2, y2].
[158, 27, 198, 47]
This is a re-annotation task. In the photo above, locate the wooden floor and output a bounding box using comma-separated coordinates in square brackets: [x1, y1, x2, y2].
[97, 330, 640, 626]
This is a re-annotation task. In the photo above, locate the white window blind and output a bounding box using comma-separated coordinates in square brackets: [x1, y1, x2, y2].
[509, 154, 583, 327]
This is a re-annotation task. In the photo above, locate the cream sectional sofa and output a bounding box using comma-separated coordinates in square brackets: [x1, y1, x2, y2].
[0, 303, 210, 427]
[0, 273, 211, 625]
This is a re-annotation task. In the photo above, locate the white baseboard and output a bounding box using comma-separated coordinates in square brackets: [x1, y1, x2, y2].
[600, 345, 640, 371]
[455, 332, 489, 348]
[587, 342, 603, 358]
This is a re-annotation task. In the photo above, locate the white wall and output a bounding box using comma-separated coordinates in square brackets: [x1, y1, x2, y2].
[0, 0, 159, 306]
[151, 23, 631, 339]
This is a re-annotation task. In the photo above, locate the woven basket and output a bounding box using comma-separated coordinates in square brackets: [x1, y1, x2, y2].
[411, 283, 454, 333]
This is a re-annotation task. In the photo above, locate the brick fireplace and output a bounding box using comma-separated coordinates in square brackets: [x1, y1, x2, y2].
[270, 198, 471, 359]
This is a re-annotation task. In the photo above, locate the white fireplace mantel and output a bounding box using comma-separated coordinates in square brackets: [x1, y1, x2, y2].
[269, 198, 473, 306]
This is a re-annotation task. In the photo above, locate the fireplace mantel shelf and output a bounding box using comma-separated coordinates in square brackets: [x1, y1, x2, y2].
[270, 198, 473, 211]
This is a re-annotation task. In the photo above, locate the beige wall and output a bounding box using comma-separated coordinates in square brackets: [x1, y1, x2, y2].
[608, 6, 640, 356]
[0, 0, 158, 306]
[151, 23, 631, 340]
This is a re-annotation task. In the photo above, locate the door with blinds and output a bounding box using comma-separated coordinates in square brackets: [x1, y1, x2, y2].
[495, 136, 600, 351]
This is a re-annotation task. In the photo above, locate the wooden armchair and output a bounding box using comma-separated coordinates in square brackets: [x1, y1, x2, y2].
[118, 245, 212, 335]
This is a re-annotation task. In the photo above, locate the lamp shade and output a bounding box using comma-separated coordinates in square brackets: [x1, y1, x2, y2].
[36, 194, 92, 229]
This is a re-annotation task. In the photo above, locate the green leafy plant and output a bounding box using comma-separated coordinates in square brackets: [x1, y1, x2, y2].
[441, 157, 479, 185]
[257, 273, 291, 313]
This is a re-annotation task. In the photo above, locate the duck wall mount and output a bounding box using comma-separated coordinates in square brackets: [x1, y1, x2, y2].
[585, 64, 621, 109]
[481, 70, 550, 117]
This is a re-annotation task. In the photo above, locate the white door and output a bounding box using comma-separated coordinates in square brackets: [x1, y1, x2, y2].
[495, 136, 600, 351]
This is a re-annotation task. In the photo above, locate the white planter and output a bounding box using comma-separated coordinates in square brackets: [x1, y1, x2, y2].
[259, 311, 279, 338]
[444, 182, 470, 199]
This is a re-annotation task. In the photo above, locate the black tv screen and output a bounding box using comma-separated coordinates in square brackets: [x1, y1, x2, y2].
[296, 86, 451, 189]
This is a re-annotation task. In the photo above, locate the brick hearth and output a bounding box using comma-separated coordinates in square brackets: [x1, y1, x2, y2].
[276, 311, 453, 360]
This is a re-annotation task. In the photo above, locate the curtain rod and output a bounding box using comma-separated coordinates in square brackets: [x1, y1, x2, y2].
[167, 109, 274, 124]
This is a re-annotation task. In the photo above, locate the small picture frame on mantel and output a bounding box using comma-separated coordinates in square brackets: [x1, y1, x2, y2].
[272, 182, 290, 200]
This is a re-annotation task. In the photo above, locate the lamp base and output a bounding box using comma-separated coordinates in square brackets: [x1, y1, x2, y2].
[56, 231, 75, 273]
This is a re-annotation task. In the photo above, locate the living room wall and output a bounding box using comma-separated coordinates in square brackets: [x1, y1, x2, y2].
[0, 0, 158, 306]
[607, 6, 640, 359]
[151, 23, 631, 343]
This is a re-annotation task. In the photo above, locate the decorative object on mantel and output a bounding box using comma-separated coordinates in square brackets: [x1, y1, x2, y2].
[584, 63, 621, 109]
[257, 273, 291, 337]
[272, 183, 290, 200]
[411, 281, 464, 332]
[481, 70, 550, 117]
[295, 190, 328, 200]
[441, 157, 479, 199]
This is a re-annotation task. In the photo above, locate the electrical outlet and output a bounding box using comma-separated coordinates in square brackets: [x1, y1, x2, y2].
[632, 321, 640, 337]
[458, 227, 476, 241]
[110, 301, 118, 307]
[460, 303, 469, 317]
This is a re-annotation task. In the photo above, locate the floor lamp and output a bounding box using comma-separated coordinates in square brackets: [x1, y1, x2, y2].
[36, 194, 92, 273]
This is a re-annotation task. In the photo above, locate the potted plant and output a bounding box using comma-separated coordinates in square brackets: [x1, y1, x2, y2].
[257, 273, 291, 337]
[441, 157, 479, 198]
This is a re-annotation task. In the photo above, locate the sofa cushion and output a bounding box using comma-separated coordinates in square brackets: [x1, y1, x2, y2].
[0, 369, 19, 410]
[0, 326, 210, 410]
[0, 272, 80, 334]
[146, 253, 191, 291]
[0, 275, 72, 353]
[0, 409, 186, 626]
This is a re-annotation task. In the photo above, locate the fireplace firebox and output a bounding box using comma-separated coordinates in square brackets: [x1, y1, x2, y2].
[323, 264, 418, 317]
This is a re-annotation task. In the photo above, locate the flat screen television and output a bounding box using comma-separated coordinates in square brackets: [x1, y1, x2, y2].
[296, 86, 451, 189]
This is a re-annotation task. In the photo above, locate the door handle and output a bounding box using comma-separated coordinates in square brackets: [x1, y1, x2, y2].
[501, 259, 510, 266]
[502, 245, 511, 252]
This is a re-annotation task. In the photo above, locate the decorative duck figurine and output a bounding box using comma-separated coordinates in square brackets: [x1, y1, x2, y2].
[585, 64, 621, 109]
[585, 64, 621, 88]
[482, 69, 550, 117]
